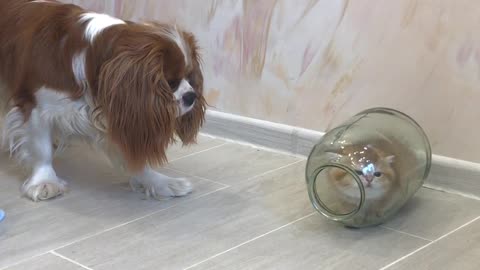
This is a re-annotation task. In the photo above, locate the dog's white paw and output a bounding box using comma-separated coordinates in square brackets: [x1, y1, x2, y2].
[130, 176, 193, 200]
[166, 177, 193, 197]
[22, 178, 67, 202]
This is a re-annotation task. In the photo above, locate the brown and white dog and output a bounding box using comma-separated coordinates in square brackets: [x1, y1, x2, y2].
[0, 0, 206, 201]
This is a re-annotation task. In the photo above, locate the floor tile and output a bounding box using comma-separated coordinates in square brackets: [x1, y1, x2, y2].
[4, 253, 85, 270]
[383, 188, 480, 240]
[56, 162, 312, 270]
[167, 143, 301, 185]
[190, 214, 428, 270]
[387, 218, 480, 270]
[166, 135, 226, 161]
[0, 147, 224, 269]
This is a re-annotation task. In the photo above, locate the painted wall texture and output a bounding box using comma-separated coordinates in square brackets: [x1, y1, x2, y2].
[64, 0, 480, 162]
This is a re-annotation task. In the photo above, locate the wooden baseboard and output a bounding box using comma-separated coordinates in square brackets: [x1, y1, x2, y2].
[201, 110, 480, 200]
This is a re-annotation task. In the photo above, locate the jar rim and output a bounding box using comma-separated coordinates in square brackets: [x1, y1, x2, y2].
[308, 163, 365, 221]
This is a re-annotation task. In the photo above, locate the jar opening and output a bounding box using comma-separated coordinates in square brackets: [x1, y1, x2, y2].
[308, 164, 365, 221]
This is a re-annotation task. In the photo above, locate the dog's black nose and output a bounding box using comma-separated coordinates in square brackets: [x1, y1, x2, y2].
[182, 92, 197, 106]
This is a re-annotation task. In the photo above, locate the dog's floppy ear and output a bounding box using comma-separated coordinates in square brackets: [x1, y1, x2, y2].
[175, 32, 206, 144]
[97, 44, 177, 172]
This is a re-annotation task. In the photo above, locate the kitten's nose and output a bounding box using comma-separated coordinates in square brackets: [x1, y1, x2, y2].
[182, 92, 197, 107]
[365, 176, 374, 186]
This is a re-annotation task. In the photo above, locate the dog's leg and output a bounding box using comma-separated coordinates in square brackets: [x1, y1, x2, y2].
[3, 107, 66, 201]
[130, 167, 193, 200]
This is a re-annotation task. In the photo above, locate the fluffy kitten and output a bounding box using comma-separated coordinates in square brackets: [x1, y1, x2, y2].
[323, 144, 403, 225]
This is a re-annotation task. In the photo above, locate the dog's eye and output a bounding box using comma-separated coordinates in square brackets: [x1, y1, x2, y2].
[374, 172, 382, 177]
[168, 80, 180, 90]
[188, 77, 195, 87]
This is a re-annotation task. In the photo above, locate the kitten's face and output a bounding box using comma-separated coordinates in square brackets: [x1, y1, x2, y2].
[327, 146, 396, 200]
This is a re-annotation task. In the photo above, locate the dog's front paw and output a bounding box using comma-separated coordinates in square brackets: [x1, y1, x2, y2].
[165, 177, 193, 197]
[22, 178, 67, 202]
[130, 175, 193, 200]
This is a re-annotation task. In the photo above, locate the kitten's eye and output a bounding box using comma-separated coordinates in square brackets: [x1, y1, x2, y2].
[355, 170, 363, 175]
[374, 172, 382, 177]
[168, 80, 180, 90]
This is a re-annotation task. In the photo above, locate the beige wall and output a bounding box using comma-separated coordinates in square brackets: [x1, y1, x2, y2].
[66, 0, 480, 162]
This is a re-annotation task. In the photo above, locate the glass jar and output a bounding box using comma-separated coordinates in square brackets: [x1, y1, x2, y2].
[305, 108, 431, 227]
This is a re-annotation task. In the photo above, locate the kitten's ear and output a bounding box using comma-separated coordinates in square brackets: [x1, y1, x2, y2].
[385, 155, 395, 164]
[324, 151, 343, 162]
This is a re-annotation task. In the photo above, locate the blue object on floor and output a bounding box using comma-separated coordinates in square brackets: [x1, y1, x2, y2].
[0, 209, 4, 222]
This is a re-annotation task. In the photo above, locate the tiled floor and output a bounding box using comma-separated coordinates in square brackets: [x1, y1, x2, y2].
[0, 135, 479, 270]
